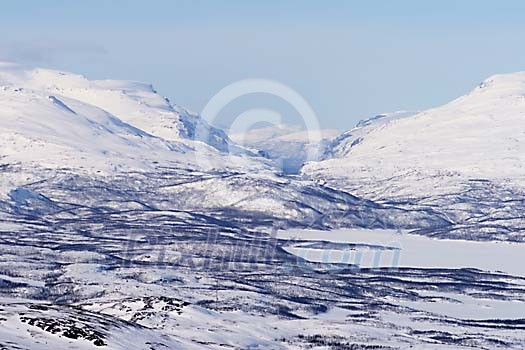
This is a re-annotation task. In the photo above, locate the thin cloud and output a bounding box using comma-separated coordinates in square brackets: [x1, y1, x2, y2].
[0, 40, 108, 64]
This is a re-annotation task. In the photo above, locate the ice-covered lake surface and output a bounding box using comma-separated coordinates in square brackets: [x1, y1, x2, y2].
[278, 228, 525, 277]
[278, 228, 525, 322]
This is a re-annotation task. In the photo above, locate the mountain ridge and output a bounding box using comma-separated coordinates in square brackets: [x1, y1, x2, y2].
[303, 71, 525, 241]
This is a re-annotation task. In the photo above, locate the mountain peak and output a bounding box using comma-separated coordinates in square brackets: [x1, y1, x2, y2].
[0, 63, 247, 155]
[304, 71, 525, 196]
[470, 71, 525, 97]
[0, 63, 267, 175]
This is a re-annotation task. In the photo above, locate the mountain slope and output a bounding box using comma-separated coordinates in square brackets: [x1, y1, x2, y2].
[0, 299, 205, 350]
[0, 62, 243, 154]
[304, 72, 525, 241]
[321, 110, 417, 159]
[307, 73, 525, 184]
[0, 62, 270, 178]
[0, 86, 185, 172]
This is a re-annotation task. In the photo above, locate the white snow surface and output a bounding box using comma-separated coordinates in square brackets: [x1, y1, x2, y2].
[0, 62, 268, 174]
[278, 228, 525, 277]
[304, 73, 525, 195]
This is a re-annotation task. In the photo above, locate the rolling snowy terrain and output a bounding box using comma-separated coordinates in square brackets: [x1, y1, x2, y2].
[0, 62, 524, 349]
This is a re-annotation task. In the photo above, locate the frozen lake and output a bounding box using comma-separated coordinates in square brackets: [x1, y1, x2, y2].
[278, 229, 525, 277]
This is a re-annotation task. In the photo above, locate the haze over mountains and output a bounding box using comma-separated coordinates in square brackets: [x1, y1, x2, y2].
[230, 124, 340, 174]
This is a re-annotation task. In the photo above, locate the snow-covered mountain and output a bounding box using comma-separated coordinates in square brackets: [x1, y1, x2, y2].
[2, 62, 523, 239]
[320, 111, 418, 159]
[0, 62, 277, 196]
[308, 73, 525, 182]
[0, 62, 264, 187]
[0, 83, 192, 173]
[304, 72, 525, 241]
[0, 62, 434, 230]
[0, 62, 246, 155]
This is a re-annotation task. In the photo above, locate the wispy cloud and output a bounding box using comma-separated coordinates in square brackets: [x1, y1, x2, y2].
[0, 40, 108, 64]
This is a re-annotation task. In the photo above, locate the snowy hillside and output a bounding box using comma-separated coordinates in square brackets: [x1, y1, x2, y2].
[307, 73, 525, 183]
[304, 72, 525, 241]
[320, 111, 418, 159]
[0, 84, 193, 173]
[0, 62, 244, 155]
[0, 299, 205, 349]
[0, 62, 278, 200]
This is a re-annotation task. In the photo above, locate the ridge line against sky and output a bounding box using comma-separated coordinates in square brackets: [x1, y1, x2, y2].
[1, 0, 524, 130]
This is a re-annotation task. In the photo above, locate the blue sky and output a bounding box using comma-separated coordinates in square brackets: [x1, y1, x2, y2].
[1, 0, 524, 130]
